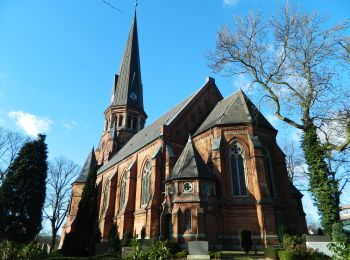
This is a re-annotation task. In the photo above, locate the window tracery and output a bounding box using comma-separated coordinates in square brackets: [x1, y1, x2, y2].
[230, 142, 247, 196]
[141, 160, 151, 206]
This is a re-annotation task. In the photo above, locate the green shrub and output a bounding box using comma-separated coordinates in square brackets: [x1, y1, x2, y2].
[19, 242, 48, 260]
[147, 240, 172, 259]
[0, 241, 48, 260]
[281, 234, 304, 250]
[174, 250, 188, 259]
[209, 251, 222, 259]
[108, 223, 121, 254]
[264, 247, 279, 259]
[165, 240, 181, 255]
[240, 230, 252, 254]
[123, 238, 148, 260]
[0, 240, 19, 260]
[278, 247, 329, 260]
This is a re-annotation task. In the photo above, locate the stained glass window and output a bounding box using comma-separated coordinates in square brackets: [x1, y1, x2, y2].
[230, 142, 247, 196]
[141, 160, 151, 206]
[185, 209, 191, 230]
[119, 172, 127, 211]
[263, 148, 275, 197]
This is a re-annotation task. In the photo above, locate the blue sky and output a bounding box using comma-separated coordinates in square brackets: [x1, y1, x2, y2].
[0, 0, 349, 228]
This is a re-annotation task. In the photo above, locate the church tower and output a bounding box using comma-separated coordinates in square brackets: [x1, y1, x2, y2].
[97, 12, 147, 165]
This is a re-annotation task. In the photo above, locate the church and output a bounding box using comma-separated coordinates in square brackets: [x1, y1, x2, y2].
[60, 11, 307, 249]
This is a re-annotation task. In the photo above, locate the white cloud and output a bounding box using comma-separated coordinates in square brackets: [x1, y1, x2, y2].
[223, 0, 239, 6]
[62, 118, 78, 129]
[233, 74, 251, 92]
[266, 114, 280, 128]
[8, 111, 53, 137]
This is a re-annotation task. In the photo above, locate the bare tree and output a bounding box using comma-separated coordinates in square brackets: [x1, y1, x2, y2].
[0, 127, 28, 184]
[209, 3, 350, 235]
[44, 157, 80, 252]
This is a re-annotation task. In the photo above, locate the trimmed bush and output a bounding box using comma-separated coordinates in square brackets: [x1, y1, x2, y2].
[240, 229, 252, 254]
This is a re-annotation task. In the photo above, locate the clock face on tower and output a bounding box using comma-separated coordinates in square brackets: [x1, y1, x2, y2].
[130, 92, 137, 100]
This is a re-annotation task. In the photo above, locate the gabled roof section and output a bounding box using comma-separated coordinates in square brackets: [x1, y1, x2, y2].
[194, 89, 275, 135]
[166, 136, 216, 181]
[98, 78, 220, 174]
[111, 11, 143, 110]
[74, 148, 97, 183]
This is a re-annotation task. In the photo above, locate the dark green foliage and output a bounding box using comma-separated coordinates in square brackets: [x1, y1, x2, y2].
[302, 122, 340, 236]
[209, 251, 222, 259]
[108, 223, 121, 254]
[174, 250, 188, 259]
[264, 247, 280, 259]
[317, 228, 324, 236]
[147, 240, 172, 259]
[0, 134, 48, 244]
[277, 248, 329, 260]
[332, 222, 346, 243]
[328, 222, 350, 258]
[281, 234, 304, 250]
[62, 149, 100, 256]
[0, 240, 48, 260]
[239, 230, 252, 254]
[121, 230, 132, 247]
[165, 239, 180, 255]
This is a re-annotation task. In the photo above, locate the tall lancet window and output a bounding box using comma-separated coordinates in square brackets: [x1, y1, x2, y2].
[263, 148, 276, 197]
[119, 172, 127, 211]
[230, 142, 247, 196]
[101, 179, 110, 217]
[141, 160, 151, 206]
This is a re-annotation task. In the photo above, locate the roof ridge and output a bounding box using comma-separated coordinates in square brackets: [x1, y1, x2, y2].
[166, 77, 216, 126]
[216, 91, 239, 125]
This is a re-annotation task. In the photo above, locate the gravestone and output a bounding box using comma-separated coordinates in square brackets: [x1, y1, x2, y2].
[187, 241, 210, 260]
[121, 247, 132, 258]
[305, 235, 334, 257]
[142, 239, 154, 250]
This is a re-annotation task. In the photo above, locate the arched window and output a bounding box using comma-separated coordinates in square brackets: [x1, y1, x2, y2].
[101, 179, 110, 216]
[185, 209, 191, 230]
[118, 115, 123, 127]
[141, 160, 151, 206]
[119, 172, 127, 211]
[263, 148, 276, 197]
[230, 142, 247, 196]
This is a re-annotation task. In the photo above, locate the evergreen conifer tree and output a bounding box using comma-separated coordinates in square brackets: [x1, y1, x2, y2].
[0, 134, 48, 244]
[62, 148, 101, 256]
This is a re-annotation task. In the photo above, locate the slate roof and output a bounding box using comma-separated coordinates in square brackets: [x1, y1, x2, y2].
[111, 11, 144, 110]
[74, 148, 96, 183]
[194, 89, 275, 135]
[98, 79, 218, 174]
[166, 136, 216, 181]
[98, 91, 194, 174]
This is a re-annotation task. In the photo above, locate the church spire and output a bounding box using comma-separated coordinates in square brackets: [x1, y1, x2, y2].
[98, 11, 147, 165]
[111, 11, 144, 111]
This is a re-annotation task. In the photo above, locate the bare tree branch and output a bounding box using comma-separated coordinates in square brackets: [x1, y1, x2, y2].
[44, 156, 80, 252]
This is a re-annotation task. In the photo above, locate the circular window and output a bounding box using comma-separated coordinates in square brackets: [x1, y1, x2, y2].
[183, 182, 193, 193]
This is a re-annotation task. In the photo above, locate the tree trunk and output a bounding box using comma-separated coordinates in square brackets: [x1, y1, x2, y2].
[50, 226, 57, 253]
[301, 121, 340, 236]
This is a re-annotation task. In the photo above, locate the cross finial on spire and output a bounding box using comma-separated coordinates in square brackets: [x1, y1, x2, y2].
[135, 0, 138, 8]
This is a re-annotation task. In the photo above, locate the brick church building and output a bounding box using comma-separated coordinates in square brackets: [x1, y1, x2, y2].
[60, 12, 307, 249]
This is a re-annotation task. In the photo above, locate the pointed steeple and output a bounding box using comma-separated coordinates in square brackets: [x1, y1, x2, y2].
[74, 147, 97, 183]
[111, 11, 144, 111]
